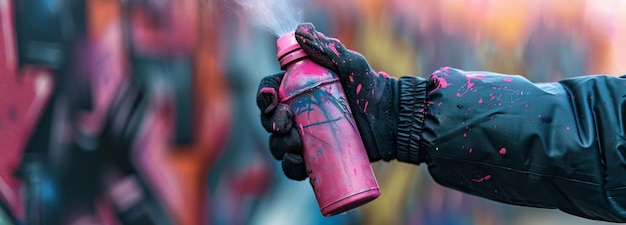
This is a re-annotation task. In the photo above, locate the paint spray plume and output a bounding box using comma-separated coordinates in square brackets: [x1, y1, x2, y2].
[235, 0, 303, 36]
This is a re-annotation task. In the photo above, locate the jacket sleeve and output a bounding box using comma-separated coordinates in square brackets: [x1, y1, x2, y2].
[397, 67, 626, 222]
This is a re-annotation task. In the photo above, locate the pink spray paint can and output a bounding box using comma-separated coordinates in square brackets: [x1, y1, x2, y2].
[276, 32, 380, 217]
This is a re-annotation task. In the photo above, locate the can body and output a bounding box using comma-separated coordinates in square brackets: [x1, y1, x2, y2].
[278, 58, 380, 217]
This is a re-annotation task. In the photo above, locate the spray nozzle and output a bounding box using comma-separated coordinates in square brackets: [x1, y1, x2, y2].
[276, 32, 307, 69]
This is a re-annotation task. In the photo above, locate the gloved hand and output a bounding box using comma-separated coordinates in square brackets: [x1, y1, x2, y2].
[256, 23, 400, 180]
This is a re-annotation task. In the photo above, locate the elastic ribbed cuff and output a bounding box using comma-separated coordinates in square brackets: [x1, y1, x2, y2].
[396, 76, 427, 164]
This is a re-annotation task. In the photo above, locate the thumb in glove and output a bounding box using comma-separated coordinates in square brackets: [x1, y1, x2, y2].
[295, 23, 399, 161]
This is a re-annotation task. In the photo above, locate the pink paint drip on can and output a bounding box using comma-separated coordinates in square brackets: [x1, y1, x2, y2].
[276, 31, 380, 217]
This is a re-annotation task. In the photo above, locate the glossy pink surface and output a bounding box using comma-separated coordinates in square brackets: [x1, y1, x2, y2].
[276, 33, 380, 217]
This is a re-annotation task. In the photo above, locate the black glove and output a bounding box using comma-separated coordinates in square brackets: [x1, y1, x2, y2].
[257, 23, 427, 180]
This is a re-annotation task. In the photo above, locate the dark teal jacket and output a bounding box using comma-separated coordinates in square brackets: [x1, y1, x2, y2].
[400, 67, 626, 222]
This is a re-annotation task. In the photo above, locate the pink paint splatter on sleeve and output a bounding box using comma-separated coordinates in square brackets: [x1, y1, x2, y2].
[454, 76, 476, 97]
[379, 71, 390, 78]
[437, 102, 443, 107]
[469, 148, 473, 153]
[566, 126, 570, 131]
[478, 98, 483, 104]
[356, 84, 362, 94]
[465, 76, 475, 89]
[499, 148, 507, 155]
[349, 74, 354, 82]
[431, 76, 451, 93]
[503, 78, 513, 82]
[364, 101, 369, 112]
[328, 43, 341, 57]
[472, 175, 492, 183]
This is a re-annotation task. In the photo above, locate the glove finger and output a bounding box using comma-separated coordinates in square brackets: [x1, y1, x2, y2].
[257, 73, 284, 114]
[261, 103, 294, 134]
[295, 23, 373, 86]
[295, 23, 344, 72]
[269, 127, 302, 160]
[282, 153, 308, 181]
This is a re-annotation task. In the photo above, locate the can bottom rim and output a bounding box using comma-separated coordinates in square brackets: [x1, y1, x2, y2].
[320, 188, 381, 217]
